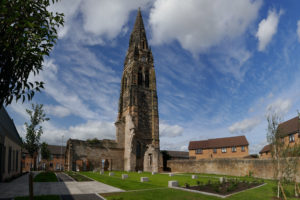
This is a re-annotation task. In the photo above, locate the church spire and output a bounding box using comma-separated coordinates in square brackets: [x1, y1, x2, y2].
[129, 8, 148, 50]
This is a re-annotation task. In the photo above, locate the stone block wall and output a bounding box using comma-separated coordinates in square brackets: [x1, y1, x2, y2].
[168, 158, 300, 181]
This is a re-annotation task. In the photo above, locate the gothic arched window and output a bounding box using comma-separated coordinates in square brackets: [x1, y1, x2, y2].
[138, 68, 143, 86]
[145, 70, 149, 88]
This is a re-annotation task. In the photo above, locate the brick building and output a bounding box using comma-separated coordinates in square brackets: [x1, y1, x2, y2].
[39, 145, 65, 171]
[259, 144, 271, 158]
[65, 9, 161, 172]
[21, 150, 36, 172]
[277, 116, 300, 146]
[188, 136, 249, 159]
[259, 116, 300, 159]
[0, 106, 22, 182]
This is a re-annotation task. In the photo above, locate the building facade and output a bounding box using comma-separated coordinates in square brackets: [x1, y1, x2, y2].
[0, 107, 22, 182]
[259, 144, 271, 158]
[38, 145, 66, 171]
[259, 116, 300, 159]
[188, 136, 249, 160]
[65, 9, 160, 172]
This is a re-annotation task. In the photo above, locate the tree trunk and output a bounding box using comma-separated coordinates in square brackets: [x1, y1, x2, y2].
[29, 172, 33, 200]
[277, 181, 280, 198]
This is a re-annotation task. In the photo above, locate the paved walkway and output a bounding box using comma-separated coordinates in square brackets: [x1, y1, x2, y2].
[0, 172, 123, 199]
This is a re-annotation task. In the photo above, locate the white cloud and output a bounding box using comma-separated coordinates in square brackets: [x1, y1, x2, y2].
[297, 20, 300, 42]
[44, 105, 71, 118]
[40, 120, 115, 145]
[160, 123, 183, 137]
[266, 98, 292, 117]
[229, 117, 261, 134]
[150, 0, 262, 54]
[49, 0, 152, 44]
[256, 9, 283, 51]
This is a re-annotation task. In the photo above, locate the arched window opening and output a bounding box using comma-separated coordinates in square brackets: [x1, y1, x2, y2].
[145, 70, 149, 88]
[136, 142, 141, 159]
[138, 68, 143, 86]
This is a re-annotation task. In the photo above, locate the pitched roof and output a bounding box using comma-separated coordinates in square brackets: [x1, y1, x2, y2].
[163, 150, 189, 158]
[259, 144, 271, 154]
[0, 106, 22, 145]
[188, 136, 249, 150]
[48, 145, 66, 155]
[277, 116, 300, 137]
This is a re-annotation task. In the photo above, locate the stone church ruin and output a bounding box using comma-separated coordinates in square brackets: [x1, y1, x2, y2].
[65, 9, 160, 172]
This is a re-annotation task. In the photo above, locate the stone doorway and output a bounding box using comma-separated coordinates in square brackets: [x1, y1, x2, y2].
[103, 159, 109, 171]
[135, 141, 143, 171]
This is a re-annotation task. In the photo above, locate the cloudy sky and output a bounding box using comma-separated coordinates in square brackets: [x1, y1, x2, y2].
[6, 0, 300, 154]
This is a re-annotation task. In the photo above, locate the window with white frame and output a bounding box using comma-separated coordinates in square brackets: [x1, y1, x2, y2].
[241, 146, 245, 152]
[289, 134, 295, 143]
[196, 149, 203, 154]
[232, 146, 236, 152]
[221, 148, 227, 153]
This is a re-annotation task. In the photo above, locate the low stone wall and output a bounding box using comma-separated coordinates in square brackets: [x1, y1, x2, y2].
[168, 158, 300, 181]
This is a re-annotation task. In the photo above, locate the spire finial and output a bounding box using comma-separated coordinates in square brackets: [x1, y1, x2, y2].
[128, 8, 148, 50]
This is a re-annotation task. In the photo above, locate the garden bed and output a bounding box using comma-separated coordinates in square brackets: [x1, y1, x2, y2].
[65, 171, 92, 181]
[183, 179, 265, 195]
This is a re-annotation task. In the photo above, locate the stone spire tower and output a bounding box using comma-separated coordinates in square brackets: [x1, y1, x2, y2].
[115, 9, 160, 172]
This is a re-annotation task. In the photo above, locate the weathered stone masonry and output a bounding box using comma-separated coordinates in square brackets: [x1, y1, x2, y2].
[65, 9, 160, 172]
[168, 158, 300, 181]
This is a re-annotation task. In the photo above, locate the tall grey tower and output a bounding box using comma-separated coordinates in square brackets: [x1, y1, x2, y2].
[115, 9, 160, 172]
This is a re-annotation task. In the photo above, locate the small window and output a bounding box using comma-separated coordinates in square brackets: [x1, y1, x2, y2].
[241, 146, 245, 152]
[145, 70, 149, 88]
[138, 68, 143, 86]
[232, 146, 236, 152]
[213, 148, 217, 153]
[196, 149, 203, 154]
[221, 148, 227, 153]
[289, 134, 295, 143]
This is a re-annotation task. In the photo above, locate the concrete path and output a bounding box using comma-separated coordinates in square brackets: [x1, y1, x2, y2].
[0, 172, 123, 199]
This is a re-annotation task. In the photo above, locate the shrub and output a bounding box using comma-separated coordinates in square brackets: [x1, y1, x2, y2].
[184, 183, 190, 188]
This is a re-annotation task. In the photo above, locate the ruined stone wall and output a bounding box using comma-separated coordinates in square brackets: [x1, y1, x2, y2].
[66, 139, 124, 171]
[168, 158, 300, 181]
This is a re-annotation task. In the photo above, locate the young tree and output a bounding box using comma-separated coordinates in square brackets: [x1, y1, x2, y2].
[266, 111, 284, 198]
[40, 142, 51, 170]
[24, 104, 49, 170]
[0, 0, 64, 106]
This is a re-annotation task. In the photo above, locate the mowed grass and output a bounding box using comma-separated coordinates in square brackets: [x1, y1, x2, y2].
[81, 171, 299, 200]
[34, 172, 58, 182]
[104, 182, 299, 200]
[15, 195, 60, 200]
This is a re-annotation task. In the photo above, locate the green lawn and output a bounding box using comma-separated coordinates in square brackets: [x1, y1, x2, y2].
[34, 172, 58, 182]
[15, 195, 60, 200]
[80, 171, 299, 200]
[65, 171, 92, 181]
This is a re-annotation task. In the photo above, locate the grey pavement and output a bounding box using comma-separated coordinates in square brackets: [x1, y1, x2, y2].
[0, 172, 123, 199]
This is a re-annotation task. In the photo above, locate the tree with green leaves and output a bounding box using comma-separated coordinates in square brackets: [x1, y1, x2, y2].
[40, 142, 51, 171]
[24, 104, 49, 170]
[0, 0, 64, 106]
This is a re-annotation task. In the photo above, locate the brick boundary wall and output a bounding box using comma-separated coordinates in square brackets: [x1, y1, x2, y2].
[167, 158, 300, 181]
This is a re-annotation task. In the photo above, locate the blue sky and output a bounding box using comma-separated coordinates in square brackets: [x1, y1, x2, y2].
[6, 0, 300, 154]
